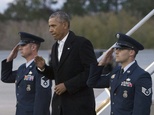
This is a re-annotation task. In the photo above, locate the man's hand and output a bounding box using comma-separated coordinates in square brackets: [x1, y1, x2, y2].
[7, 45, 19, 62]
[98, 48, 114, 66]
[34, 56, 46, 70]
[54, 83, 67, 95]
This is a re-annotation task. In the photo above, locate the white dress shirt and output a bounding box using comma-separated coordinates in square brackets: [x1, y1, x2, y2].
[26, 59, 34, 68]
[123, 60, 135, 73]
[57, 33, 69, 61]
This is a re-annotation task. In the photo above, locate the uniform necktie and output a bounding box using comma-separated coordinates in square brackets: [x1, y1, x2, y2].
[120, 69, 124, 74]
[22, 64, 26, 73]
[119, 68, 124, 79]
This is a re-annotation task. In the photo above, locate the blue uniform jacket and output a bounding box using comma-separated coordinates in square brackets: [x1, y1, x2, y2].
[87, 61, 152, 115]
[1, 59, 51, 115]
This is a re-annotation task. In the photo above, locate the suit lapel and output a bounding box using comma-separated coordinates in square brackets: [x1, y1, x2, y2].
[52, 42, 59, 67]
[111, 68, 121, 93]
[57, 31, 75, 70]
[17, 64, 26, 84]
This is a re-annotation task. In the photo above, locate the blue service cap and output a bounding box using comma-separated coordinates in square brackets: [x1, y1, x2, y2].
[18, 32, 44, 45]
[113, 33, 144, 51]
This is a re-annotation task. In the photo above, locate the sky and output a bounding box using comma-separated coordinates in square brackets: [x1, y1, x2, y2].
[0, 0, 14, 13]
[0, 0, 66, 13]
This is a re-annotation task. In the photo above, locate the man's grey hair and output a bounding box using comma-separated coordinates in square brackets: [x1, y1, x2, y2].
[49, 11, 70, 28]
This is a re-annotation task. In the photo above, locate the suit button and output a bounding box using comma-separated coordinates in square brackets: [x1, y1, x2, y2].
[112, 102, 114, 105]
[18, 86, 20, 88]
[111, 112, 114, 114]
[114, 93, 116, 96]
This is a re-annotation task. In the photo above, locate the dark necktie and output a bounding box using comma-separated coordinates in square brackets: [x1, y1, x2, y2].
[22, 64, 26, 73]
[119, 68, 124, 79]
[120, 69, 124, 74]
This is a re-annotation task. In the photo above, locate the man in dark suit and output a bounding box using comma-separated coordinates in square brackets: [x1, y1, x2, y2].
[34, 11, 97, 115]
[1, 32, 51, 115]
[87, 33, 152, 115]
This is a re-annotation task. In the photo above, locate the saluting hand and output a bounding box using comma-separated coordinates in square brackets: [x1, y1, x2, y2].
[98, 48, 114, 66]
[7, 45, 19, 62]
[34, 56, 46, 70]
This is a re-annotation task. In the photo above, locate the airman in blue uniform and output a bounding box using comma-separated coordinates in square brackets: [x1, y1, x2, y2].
[1, 32, 52, 115]
[87, 33, 152, 115]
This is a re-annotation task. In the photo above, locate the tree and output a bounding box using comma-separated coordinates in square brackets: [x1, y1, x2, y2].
[62, 0, 127, 16]
[4, 0, 54, 21]
[62, 0, 87, 16]
[122, 0, 154, 17]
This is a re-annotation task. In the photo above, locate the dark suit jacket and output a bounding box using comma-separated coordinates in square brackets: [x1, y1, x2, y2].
[41, 31, 97, 115]
[1, 60, 51, 115]
[87, 61, 152, 115]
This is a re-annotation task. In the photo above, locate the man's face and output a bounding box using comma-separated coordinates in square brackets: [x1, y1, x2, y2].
[48, 17, 67, 41]
[18, 43, 34, 58]
[115, 48, 132, 64]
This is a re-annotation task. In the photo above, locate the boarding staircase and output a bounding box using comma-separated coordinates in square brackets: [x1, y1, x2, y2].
[95, 9, 154, 115]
